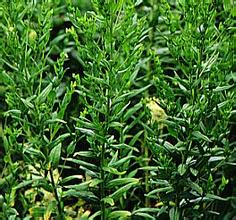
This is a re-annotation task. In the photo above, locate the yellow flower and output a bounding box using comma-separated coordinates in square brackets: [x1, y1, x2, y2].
[146, 97, 167, 129]
[29, 29, 37, 44]
[9, 26, 14, 32]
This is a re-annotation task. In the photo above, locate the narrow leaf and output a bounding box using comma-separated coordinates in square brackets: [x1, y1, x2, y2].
[192, 131, 212, 142]
[103, 167, 126, 175]
[178, 164, 187, 176]
[205, 194, 228, 201]
[49, 143, 61, 168]
[109, 211, 131, 219]
[64, 158, 98, 171]
[133, 213, 155, 220]
[213, 84, 234, 92]
[109, 182, 139, 201]
[36, 83, 53, 104]
[146, 186, 173, 197]
[107, 178, 139, 188]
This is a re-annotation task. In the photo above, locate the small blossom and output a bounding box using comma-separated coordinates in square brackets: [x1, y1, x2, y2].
[9, 26, 14, 32]
[29, 29, 37, 44]
[146, 97, 167, 129]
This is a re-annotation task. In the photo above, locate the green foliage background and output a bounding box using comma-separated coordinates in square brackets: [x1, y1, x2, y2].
[0, 0, 235, 219]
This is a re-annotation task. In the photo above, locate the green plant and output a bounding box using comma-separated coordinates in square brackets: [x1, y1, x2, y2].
[66, 1, 151, 219]
[0, 1, 72, 219]
[140, 0, 236, 219]
[0, 0, 235, 219]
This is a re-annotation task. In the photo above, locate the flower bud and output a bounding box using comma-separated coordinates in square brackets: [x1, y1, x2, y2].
[29, 29, 37, 44]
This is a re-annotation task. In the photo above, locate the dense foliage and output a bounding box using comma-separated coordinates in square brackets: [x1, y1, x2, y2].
[0, 0, 235, 219]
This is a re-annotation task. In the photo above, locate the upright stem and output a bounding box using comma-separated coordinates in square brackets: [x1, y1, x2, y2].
[144, 131, 150, 207]
[100, 4, 114, 219]
[49, 168, 63, 219]
[100, 143, 106, 220]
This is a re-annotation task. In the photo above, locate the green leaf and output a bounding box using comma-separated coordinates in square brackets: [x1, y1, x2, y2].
[89, 211, 101, 220]
[66, 141, 76, 155]
[72, 117, 98, 130]
[213, 84, 234, 92]
[223, 0, 232, 11]
[4, 109, 21, 116]
[0, 174, 14, 188]
[62, 190, 99, 201]
[33, 178, 53, 192]
[112, 101, 130, 119]
[60, 175, 83, 184]
[64, 158, 98, 171]
[74, 151, 94, 157]
[190, 168, 198, 176]
[89, 178, 103, 187]
[163, 141, 176, 152]
[36, 83, 53, 104]
[49, 133, 70, 148]
[109, 155, 134, 168]
[132, 208, 160, 214]
[49, 143, 61, 168]
[219, 176, 229, 191]
[45, 118, 67, 124]
[169, 207, 180, 220]
[178, 164, 187, 176]
[129, 130, 144, 146]
[0, 70, 15, 85]
[76, 127, 95, 136]
[146, 186, 173, 197]
[231, 110, 236, 116]
[111, 143, 139, 152]
[189, 181, 203, 195]
[23, 147, 46, 160]
[109, 182, 139, 201]
[64, 181, 90, 191]
[192, 131, 212, 142]
[135, 0, 143, 6]
[107, 178, 139, 188]
[213, 100, 229, 111]
[20, 98, 34, 109]
[150, 179, 170, 186]
[205, 194, 228, 201]
[109, 121, 124, 128]
[133, 213, 155, 220]
[102, 197, 115, 206]
[208, 156, 225, 162]
[13, 179, 38, 190]
[29, 206, 46, 218]
[108, 211, 131, 219]
[103, 167, 126, 175]
[115, 85, 151, 103]
[124, 102, 143, 121]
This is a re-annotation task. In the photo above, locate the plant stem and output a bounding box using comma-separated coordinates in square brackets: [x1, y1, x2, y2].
[100, 143, 106, 220]
[49, 168, 63, 219]
[100, 3, 115, 219]
[144, 132, 150, 207]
